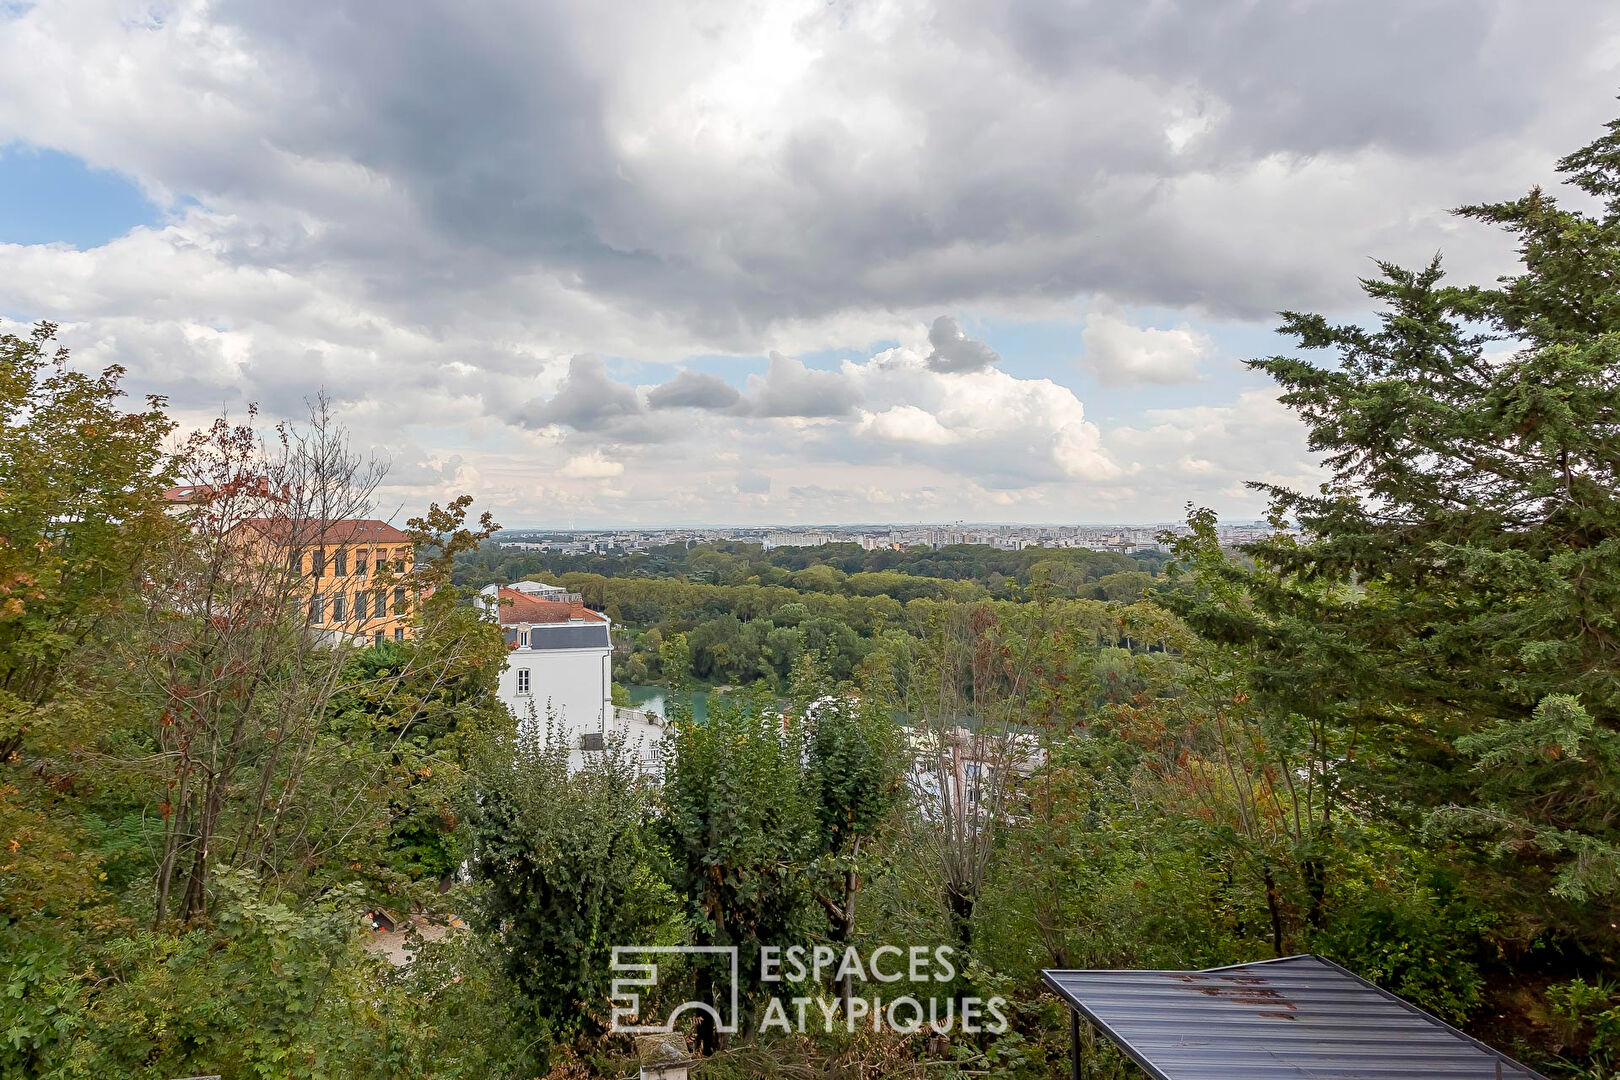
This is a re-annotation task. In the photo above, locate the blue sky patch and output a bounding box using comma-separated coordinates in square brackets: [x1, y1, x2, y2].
[0, 144, 161, 249]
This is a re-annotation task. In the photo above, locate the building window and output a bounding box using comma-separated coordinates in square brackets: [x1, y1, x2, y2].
[519, 630, 529, 648]
[393, 627, 404, 642]
[516, 669, 530, 695]
[393, 586, 406, 615]
[334, 550, 347, 576]
[580, 732, 604, 752]
[308, 593, 324, 624]
[372, 591, 386, 619]
[373, 630, 383, 646]
[353, 590, 366, 620]
[356, 554, 368, 577]
[331, 593, 347, 621]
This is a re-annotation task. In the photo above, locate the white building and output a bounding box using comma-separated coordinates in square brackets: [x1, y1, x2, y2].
[906, 724, 1045, 821]
[480, 583, 665, 775]
[762, 531, 833, 550]
[484, 579, 573, 601]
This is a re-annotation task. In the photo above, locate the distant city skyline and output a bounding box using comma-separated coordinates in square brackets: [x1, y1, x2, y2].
[2, 2, 1616, 525]
[488, 519, 1263, 532]
[482, 519, 1284, 558]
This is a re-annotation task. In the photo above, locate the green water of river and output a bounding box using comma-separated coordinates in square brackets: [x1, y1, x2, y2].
[626, 685, 711, 723]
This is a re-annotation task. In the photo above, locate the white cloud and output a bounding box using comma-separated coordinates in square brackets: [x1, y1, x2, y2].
[734, 470, 771, 494]
[739, 354, 861, 418]
[1105, 390, 1325, 511]
[843, 341, 1122, 486]
[1079, 313, 1209, 385]
[558, 451, 625, 479]
[856, 405, 955, 445]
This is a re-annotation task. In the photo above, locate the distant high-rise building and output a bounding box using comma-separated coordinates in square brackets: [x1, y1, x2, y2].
[763, 531, 832, 550]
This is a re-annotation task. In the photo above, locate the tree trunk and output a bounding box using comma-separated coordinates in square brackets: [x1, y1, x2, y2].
[693, 966, 718, 1055]
[946, 883, 975, 951]
[154, 801, 187, 926]
[1262, 866, 1284, 957]
[1303, 856, 1326, 933]
[181, 768, 230, 921]
[837, 839, 860, 1013]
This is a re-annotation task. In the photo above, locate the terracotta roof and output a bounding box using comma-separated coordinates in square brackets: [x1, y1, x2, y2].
[233, 517, 412, 545]
[494, 586, 607, 626]
[163, 484, 217, 504]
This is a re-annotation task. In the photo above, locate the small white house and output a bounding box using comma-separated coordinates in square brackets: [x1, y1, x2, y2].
[905, 723, 1044, 821]
[481, 583, 665, 775]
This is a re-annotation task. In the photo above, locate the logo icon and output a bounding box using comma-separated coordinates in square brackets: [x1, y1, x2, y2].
[610, 946, 739, 1035]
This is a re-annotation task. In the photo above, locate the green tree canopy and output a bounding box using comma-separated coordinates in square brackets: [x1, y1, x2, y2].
[1170, 113, 1620, 959]
[0, 324, 173, 762]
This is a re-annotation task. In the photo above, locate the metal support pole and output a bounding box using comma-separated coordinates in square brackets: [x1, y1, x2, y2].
[1070, 1007, 1083, 1080]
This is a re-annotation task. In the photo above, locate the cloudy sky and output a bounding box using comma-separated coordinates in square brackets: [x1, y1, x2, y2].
[2, 1, 1617, 527]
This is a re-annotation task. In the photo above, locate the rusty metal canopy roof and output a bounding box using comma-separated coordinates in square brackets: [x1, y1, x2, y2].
[1042, 954, 1546, 1080]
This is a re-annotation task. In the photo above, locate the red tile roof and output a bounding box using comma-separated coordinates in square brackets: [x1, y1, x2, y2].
[163, 484, 217, 505]
[233, 518, 412, 545]
[493, 587, 606, 626]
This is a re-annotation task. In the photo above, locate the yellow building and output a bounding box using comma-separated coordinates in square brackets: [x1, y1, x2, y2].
[234, 517, 419, 645]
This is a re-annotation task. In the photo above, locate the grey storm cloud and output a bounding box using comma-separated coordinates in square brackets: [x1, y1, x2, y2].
[738, 354, 861, 418]
[519, 352, 861, 430]
[646, 370, 743, 410]
[13, 0, 1610, 347]
[519, 355, 641, 430]
[925, 316, 1001, 374]
[10, 0, 1612, 527]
